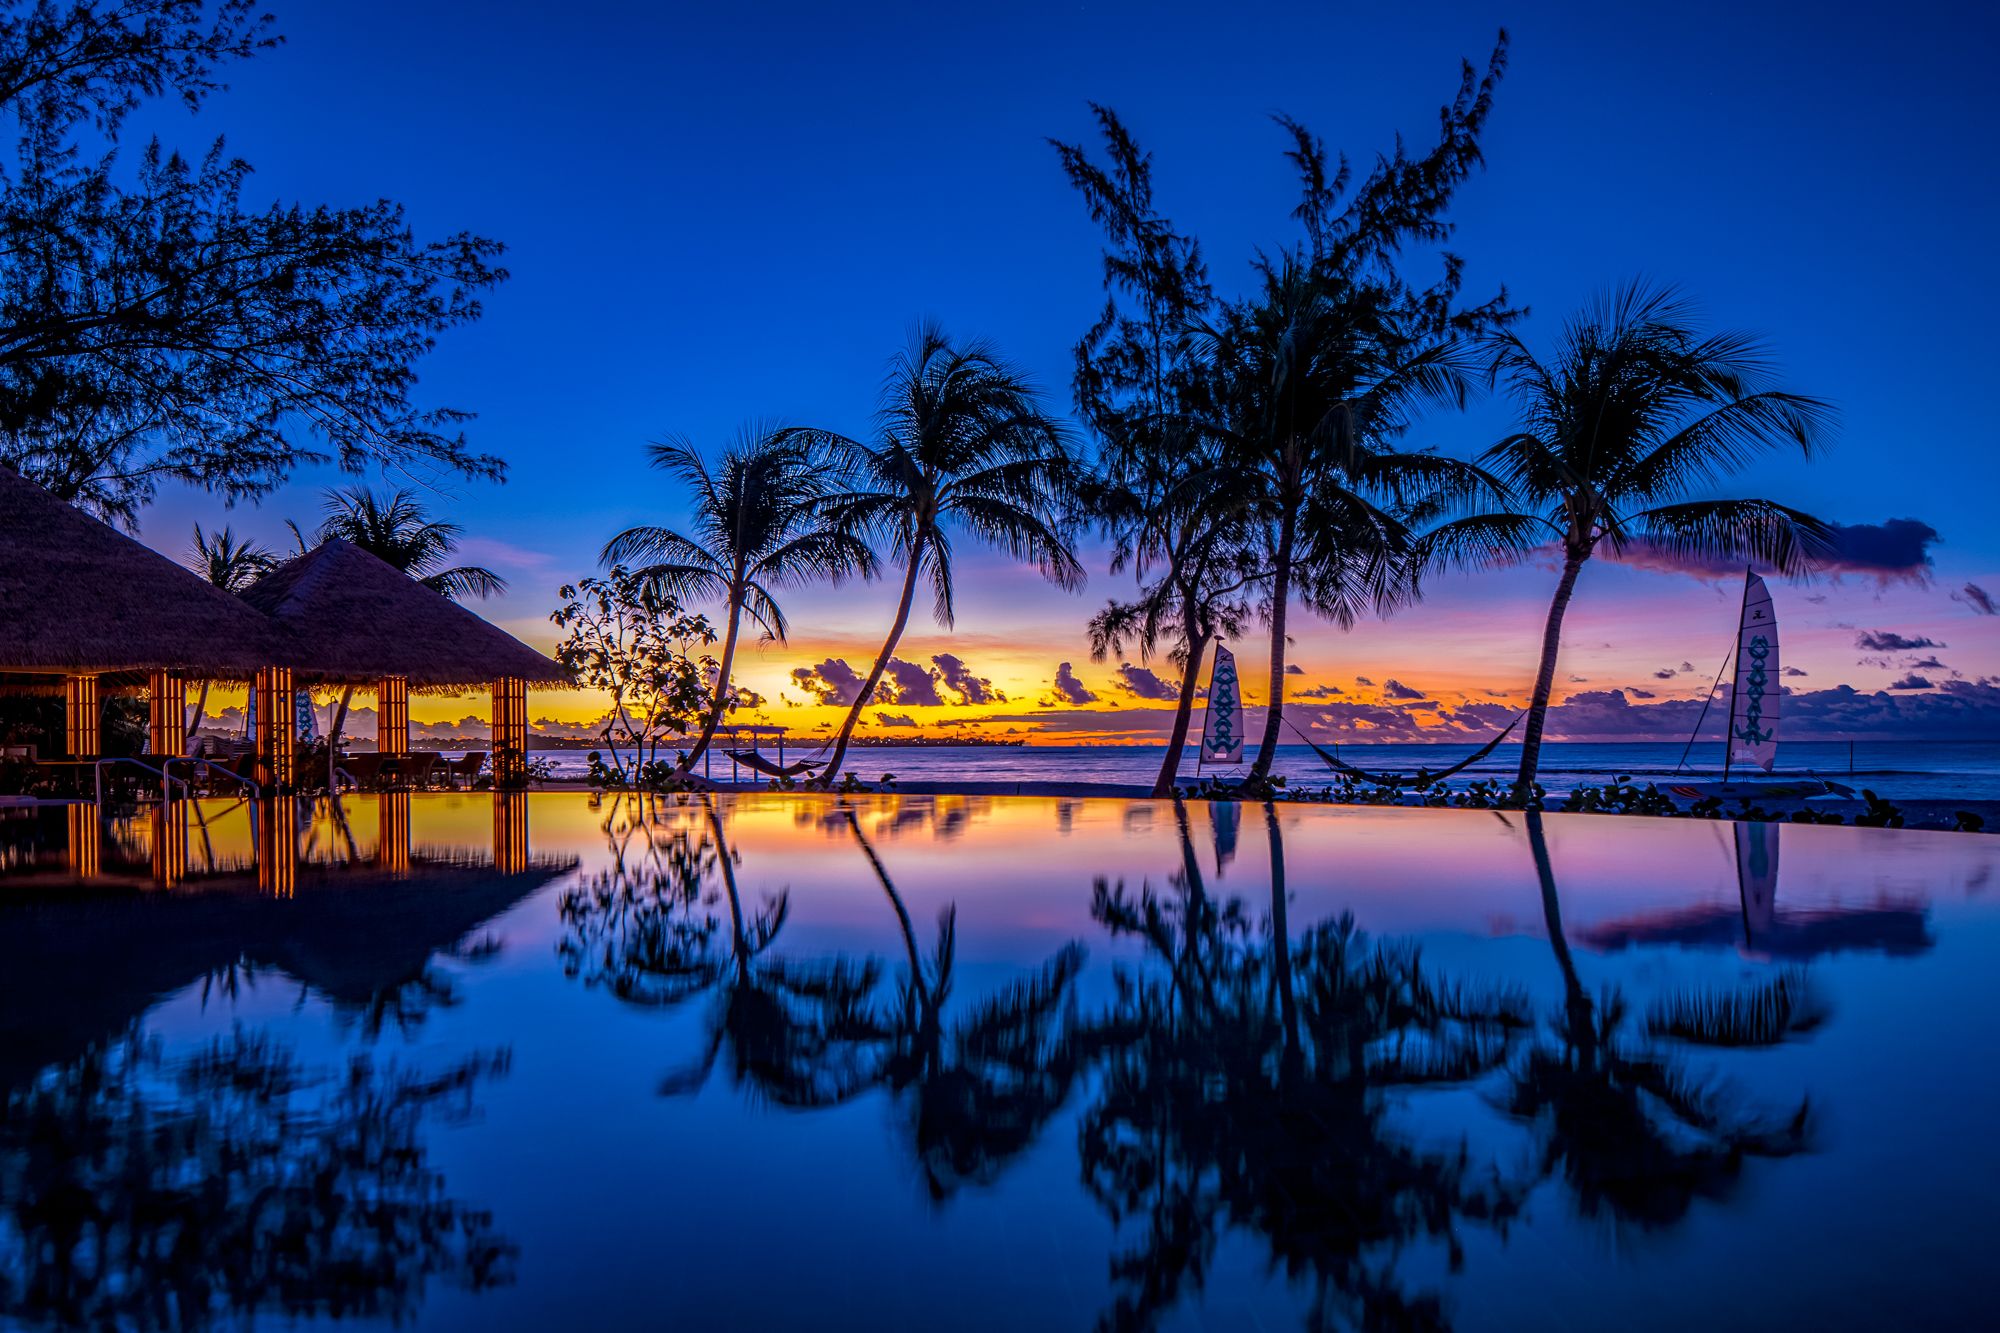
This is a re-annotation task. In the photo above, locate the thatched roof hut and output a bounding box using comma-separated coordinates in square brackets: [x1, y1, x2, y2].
[241, 539, 569, 690]
[0, 463, 289, 681]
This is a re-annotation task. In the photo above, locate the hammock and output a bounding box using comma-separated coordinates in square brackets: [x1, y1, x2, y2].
[726, 749, 826, 779]
[1291, 712, 1525, 788]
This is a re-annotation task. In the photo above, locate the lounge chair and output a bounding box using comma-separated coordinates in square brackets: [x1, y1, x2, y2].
[444, 751, 485, 789]
[401, 751, 440, 788]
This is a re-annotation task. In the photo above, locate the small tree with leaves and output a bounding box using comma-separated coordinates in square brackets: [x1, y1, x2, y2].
[550, 568, 715, 785]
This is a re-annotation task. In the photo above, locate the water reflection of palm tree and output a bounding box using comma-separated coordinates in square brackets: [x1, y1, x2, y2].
[0, 1030, 513, 1328]
[844, 808, 1084, 1200]
[559, 798, 879, 1108]
[1080, 801, 1529, 1330]
[1508, 811, 1812, 1229]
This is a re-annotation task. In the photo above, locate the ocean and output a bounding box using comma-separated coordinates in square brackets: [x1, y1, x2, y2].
[512, 740, 2000, 802]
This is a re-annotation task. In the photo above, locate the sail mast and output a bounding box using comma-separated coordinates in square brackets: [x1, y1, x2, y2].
[1721, 567, 1751, 783]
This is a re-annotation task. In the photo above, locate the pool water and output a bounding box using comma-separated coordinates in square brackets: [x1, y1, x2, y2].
[2, 792, 1996, 1330]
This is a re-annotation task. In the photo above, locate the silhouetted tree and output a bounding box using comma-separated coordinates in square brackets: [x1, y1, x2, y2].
[604, 429, 875, 776]
[1078, 802, 1530, 1330]
[788, 326, 1083, 783]
[0, 1029, 514, 1329]
[1424, 285, 1834, 798]
[846, 809, 1085, 1200]
[1054, 109, 1257, 795]
[0, 1, 507, 527]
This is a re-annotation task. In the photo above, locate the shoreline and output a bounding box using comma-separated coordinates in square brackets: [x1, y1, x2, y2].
[527, 777, 2000, 833]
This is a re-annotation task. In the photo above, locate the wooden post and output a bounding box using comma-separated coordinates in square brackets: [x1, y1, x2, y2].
[255, 794, 298, 898]
[252, 667, 296, 791]
[62, 674, 101, 758]
[377, 789, 411, 875]
[150, 802, 188, 887]
[65, 803, 100, 878]
[377, 676, 410, 756]
[147, 670, 186, 759]
[491, 677, 528, 786]
[493, 789, 528, 874]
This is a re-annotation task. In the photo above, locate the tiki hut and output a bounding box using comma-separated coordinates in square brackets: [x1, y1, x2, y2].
[0, 463, 293, 759]
[240, 539, 571, 780]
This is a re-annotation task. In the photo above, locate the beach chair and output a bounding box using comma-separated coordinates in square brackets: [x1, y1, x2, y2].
[402, 751, 441, 789]
[444, 751, 486, 789]
[338, 751, 384, 790]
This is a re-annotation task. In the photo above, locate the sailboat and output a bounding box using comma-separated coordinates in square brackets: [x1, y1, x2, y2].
[1669, 570, 1851, 802]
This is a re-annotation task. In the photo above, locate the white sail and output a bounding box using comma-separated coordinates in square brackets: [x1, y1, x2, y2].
[1729, 572, 1779, 773]
[1199, 644, 1244, 764]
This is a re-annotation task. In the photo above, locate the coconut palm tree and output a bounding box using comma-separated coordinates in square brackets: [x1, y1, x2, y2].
[182, 524, 276, 740]
[788, 326, 1083, 783]
[313, 486, 506, 600]
[1428, 284, 1834, 800]
[602, 429, 875, 777]
[301, 486, 507, 753]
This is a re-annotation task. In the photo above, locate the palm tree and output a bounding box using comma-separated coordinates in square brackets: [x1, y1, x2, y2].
[602, 429, 875, 777]
[314, 486, 507, 600]
[183, 524, 276, 740]
[1196, 256, 1507, 781]
[789, 326, 1083, 783]
[1434, 284, 1834, 800]
[305, 486, 508, 752]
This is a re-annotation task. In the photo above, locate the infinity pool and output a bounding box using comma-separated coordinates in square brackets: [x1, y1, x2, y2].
[2, 792, 1995, 1330]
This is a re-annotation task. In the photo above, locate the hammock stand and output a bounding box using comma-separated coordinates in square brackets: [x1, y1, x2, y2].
[725, 749, 826, 780]
[1284, 711, 1526, 788]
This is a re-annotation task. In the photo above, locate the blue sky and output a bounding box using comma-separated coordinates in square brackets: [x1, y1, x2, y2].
[130, 0, 2000, 737]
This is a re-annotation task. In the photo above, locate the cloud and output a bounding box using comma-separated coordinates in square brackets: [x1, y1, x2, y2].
[1906, 656, 1947, 672]
[1381, 679, 1426, 701]
[874, 712, 918, 728]
[1115, 664, 1180, 701]
[932, 653, 1005, 705]
[1604, 518, 1939, 585]
[1285, 664, 1304, 675]
[1628, 689, 1657, 699]
[731, 687, 766, 710]
[1856, 630, 1944, 652]
[1653, 669, 1678, 680]
[1355, 676, 1375, 687]
[1680, 662, 1695, 673]
[1045, 662, 1097, 706]
[880, 658, 945, 707]
[1297, 684, 1345, 699]
[791, 659, 869, 706]
[1954, 582, 1998, 616]
[1782, 666, 1808, 677]
[1889, 674, 1934, 691]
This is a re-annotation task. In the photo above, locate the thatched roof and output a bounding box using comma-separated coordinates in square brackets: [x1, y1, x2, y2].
[242, 539, 570, 689]
[0, 464, 290, 678]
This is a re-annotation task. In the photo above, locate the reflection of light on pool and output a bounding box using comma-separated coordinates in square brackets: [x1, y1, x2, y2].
[3, 794, 1998, 1330]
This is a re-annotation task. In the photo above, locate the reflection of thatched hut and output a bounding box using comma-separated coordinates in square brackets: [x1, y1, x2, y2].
[241, 540, 569, 780]
[0, 464, 291, 759]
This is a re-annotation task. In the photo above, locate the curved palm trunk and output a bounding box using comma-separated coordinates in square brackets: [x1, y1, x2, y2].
[1154, 623, 1210, 798]
[1526, 809, 1596, 1056]
[821, 537, 926, 784]
[184, 680, 211, 746]
[676, 599, 744, 777]
[1249, 522, 1296, 781]
[1263, 801, 1303, 1081]
[327, 685, 355, 753]
[1512, 549, 1588, 801]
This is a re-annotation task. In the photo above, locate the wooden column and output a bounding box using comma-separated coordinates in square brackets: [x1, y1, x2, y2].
[252, 667, 296, 791]
[150, 803, 188, 887]
[62, 674, 100, 758]
[65, 803, 100, 878]
[148, 670, 187, 758]
[377, 676, 410, 756]
[492, 677, 528, 786]
[493, 789, 528, 874]
[376, 789, 411, 875]
[255, 794, 298, 898]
